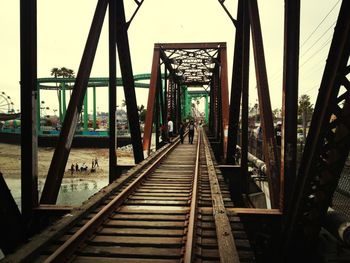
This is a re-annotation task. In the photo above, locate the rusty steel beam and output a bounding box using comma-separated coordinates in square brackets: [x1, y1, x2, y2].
[155, 66, 162, 149]
[108, 0, 117, 183]
[281, 0, 300, 214]
[283, 0, 350, 254]
[143, 47, 160, 156]
[249, 0, 280, 209]
[40, 0, 108, 204]
[20, 0, 39, 227]
[159, 49, 178, 82]
[116, 0, 144, 164]
[220, 45, 230, 161]
[163, 65, 168, 125]
[241, 0, 250, 191]
[227, 0, 244, 164]
[157, 42, 226, 50]
[159, 66, 166, 126]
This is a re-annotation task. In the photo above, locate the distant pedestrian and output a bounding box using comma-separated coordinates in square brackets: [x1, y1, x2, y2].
[167, 117, 174, 143]
[179, 122, 185, 144]
[70, 163, 75, 176]
[275, 121, 282, 147]
[81, 162, 88, 172]
[75, 163, 79, 172]
[188, 120, 195, 144]
[95, 157, 99, 167]
[92, 159, 95, 169]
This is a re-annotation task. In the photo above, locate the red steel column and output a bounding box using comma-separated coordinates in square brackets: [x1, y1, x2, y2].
[249, 0, 280, 208]
[143, 47, 160, 156]
[220, 45, 230, 161]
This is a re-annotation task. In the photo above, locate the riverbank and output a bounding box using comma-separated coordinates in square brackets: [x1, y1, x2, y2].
[0, 143, 134, 179]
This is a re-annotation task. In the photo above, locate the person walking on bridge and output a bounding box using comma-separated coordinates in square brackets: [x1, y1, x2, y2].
[167, 117, 174, 143]
[188, 120, 195, 144]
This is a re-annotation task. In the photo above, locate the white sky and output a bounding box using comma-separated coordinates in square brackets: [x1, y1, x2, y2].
[0, 0, 341, 115]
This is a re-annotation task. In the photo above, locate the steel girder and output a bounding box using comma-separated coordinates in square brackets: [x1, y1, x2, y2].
[227, 0, 244, 164]
[116, 0, 144, 164]
[143, 47, 161, 156]
[41, 0, 108, 204]
[108, 0, 117, 183]
[281, 0, 300, 214]
[284, 0, 350, 252]
[240, 0, 251, 190]
[249, 0, 280, 209]
[20, 0, 39, 228]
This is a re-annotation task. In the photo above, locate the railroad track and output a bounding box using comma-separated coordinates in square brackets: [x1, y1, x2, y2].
[3, 130, 255, 263]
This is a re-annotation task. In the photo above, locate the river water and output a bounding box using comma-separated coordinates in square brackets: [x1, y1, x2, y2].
[5, 177, 109, 210]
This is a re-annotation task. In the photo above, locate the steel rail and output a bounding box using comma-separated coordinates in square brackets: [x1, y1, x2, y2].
[43, 139, 181, 263]
[184, 129, 201, 263]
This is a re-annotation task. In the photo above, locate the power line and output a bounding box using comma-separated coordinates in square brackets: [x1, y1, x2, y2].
[299, 37, 332, 68]
[268, 2, 339, 86]
[300, 21, 336, 59]
[300, 0, 340, 49]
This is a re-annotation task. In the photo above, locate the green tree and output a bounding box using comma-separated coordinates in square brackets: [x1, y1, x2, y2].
[272, 108, 281, 120]
[298, 94, 314, 141]
[50, 67, 75, 120]
[137, 104, 146, 122]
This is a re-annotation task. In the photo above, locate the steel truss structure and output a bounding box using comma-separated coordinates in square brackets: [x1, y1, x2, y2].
[143, 43, 229, 159]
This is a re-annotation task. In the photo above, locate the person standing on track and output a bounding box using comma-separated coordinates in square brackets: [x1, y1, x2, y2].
[188, 120, 195, 144]
[179, 122, 185, 144]
[167, 117, 174, 143]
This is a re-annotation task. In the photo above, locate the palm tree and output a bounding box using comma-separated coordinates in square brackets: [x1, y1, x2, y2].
[50, 67, 61, 79]
[51, 67, 63, 119]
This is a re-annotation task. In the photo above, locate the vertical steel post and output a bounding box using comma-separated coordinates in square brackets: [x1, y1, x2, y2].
[41, 0, 108, 204]
[281, 0, 300, 213]
[205, 94, 209, 124]
[177, 84, 181, 132]
[143, 47, 160, 156]
[20, 0, 38, 228]
[62, 82, 67, 119]
[227, 0, 244, 164]
[36, 86, 41, 134]
[109, 0, 117, 183]
[116, 0, 144, 164]
[249, 0, 280, 208]
[155, 66, 162, 149]
[159, 67, 165, 126]
[163, 65, 168, 124]
[241, 0, 250, 190]
[220, 45, 230, 161]
[83, 91, 88, 132]
[58, 89, 62, 123]
[209, 83, 215, 133]
[93, 86, 97, 130]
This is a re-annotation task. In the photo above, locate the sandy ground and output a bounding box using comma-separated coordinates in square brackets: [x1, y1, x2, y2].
[0, 143, 134, 179]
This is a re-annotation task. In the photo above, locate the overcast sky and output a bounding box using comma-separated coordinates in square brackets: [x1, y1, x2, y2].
[0, 0, 341, 115]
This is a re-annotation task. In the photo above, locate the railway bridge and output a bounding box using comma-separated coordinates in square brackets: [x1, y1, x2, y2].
[1, 0, 350, 262]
